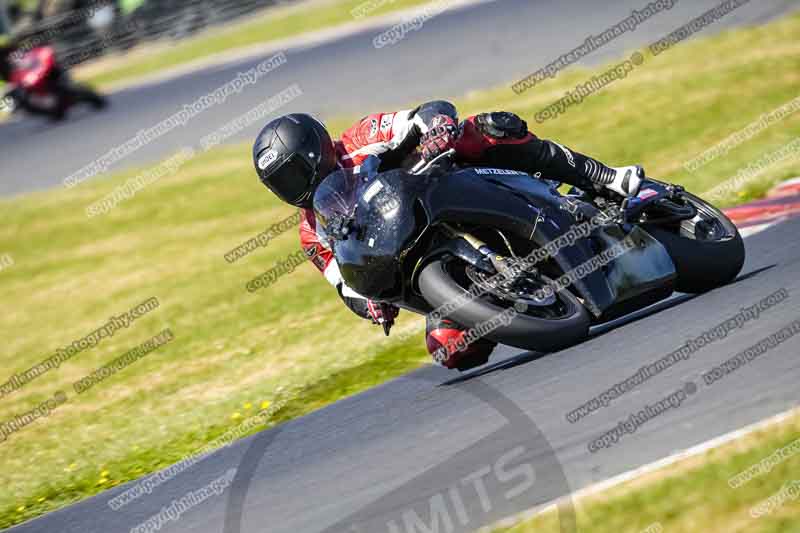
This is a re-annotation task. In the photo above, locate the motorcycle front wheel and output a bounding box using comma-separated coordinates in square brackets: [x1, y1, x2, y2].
[418, 258, 591, 353]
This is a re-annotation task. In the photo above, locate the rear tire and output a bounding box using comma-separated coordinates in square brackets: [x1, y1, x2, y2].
[418, 259, 591, 353]
[645, 191, 745, 293]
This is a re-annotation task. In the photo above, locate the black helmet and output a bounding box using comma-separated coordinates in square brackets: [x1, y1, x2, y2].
[253, 113, 337, 208]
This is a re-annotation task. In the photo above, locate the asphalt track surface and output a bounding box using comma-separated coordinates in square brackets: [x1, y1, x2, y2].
[6, 2, 800, 533]
[0, 0, 797, 196]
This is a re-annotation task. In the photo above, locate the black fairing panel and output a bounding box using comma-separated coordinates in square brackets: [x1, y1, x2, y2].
[420, 169, 547, 240]
[315, 164, 676, 316]
[418, 168, 676, 317]
[581, 225, 676, 317]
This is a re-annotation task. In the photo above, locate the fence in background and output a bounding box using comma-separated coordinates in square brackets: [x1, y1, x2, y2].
[5, 0, 295, 68]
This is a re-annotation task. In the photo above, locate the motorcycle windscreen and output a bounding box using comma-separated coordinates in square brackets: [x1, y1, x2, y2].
[313, 168, 362, 226]
[313, 163, 421, 300]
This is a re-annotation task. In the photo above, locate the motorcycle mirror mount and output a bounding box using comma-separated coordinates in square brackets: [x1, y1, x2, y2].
[326, 213, 355, 241]
[410, 148, 457, 175]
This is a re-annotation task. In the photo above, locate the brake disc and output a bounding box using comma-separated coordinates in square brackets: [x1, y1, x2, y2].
[465, 264, 557, 308]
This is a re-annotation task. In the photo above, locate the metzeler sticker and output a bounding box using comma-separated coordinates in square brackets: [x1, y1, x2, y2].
[369, 118, 379, 138]
[474, 168, 527, 176]
[258, 150, 278, 170]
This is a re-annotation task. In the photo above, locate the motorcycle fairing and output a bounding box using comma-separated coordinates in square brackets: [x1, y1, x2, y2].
[418, 168, 677, 317]
[314, 163, 677, 317]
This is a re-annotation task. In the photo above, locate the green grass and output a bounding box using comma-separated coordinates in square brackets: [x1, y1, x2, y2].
[0, 10, 799, 529]
[78, 0, 435, 88]
[493, 412, 800, 533]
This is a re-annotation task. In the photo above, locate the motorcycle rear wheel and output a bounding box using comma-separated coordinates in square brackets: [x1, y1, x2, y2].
[644, 190, 745, 293]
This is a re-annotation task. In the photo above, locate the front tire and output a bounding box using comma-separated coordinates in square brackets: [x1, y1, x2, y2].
[418, 259, 591, 353]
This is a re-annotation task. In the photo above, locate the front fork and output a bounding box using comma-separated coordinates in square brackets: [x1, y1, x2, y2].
[440, 224, 519, 278]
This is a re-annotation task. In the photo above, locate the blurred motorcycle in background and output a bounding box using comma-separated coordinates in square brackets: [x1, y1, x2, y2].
[1, 44, 106, 121]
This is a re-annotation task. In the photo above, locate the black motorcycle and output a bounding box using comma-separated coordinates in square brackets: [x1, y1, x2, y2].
[313, 151, 745, 370]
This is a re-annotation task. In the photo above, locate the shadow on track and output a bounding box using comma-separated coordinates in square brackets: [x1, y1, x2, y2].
[440, 265, 777, 386]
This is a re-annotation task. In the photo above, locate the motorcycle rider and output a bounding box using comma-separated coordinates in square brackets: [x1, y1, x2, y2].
[0, 36, 105, 119]
[252, 101, 644, 370]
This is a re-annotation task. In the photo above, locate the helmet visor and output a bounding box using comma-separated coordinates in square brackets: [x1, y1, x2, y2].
[263, 153, 316, 207]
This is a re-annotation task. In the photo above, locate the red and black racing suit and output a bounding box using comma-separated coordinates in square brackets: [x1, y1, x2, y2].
[299, 101, 621, 369]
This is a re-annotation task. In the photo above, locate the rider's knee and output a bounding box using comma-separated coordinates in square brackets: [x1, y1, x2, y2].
[425, 317, 497, 369]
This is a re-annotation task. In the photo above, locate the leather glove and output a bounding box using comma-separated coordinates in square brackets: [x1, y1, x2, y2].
[420, 115, 459, 161]
[367, 300, 399, 335]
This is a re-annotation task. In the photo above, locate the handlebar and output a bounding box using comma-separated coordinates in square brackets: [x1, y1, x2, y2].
[409, 148, 457, 175]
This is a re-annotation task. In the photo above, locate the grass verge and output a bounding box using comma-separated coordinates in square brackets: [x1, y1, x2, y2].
[493, 410, 800, 533]
[0, 10, 798, 529]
